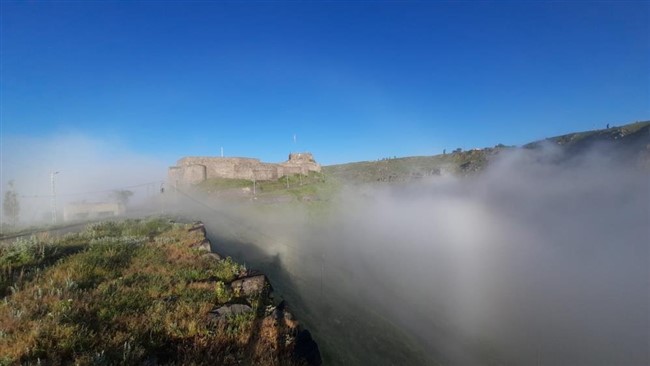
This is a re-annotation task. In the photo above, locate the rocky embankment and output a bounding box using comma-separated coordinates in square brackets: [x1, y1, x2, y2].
[188, 222, 322, 365]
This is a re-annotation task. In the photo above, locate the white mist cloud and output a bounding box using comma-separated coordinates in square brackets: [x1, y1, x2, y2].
[1, 133, 166, 223]
[188, 145, 648, 365]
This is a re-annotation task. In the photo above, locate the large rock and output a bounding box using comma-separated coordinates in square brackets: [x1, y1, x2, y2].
[230, 275, 269, 296]
[208, 303, 253, 318]
[188, 223, 206, 234]
[198, 240, 211, 251]
[201, 252, 222, 261]
[190, 238, 211, 252]
[294, 330, 322, 366]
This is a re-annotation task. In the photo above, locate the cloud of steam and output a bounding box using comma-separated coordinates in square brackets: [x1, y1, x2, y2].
[6, 131, 643, 363]
[329, 149, 647, 365]
[1, 133, 166, 223]
[192, 145, 648, 365]
[2, 128, 645, 364]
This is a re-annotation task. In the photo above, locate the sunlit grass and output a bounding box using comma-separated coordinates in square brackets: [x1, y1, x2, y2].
[0, 218, 304, 365]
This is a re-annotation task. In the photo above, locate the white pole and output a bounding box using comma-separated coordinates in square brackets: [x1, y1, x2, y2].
[50, 171, 59, 224]
[221, 147, 224, 157]
[252, 170, 256, 197]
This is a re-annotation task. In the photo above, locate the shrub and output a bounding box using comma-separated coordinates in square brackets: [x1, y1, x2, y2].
[214, 281, 231, 303]
[0, 236, 45, 266]
[84, 221, 122, 239]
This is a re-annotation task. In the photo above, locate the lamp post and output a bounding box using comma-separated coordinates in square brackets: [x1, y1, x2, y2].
[252, 170, 258, 198]
[50, 171, 59, 224]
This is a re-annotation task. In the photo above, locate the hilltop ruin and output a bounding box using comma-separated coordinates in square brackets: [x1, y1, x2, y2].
[168, 152, 321, 187]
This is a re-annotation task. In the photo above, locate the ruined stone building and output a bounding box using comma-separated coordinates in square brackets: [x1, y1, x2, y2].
[168, 152, 321, 187]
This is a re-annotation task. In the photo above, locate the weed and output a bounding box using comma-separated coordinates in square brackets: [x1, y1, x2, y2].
[214, 281, 231, 304]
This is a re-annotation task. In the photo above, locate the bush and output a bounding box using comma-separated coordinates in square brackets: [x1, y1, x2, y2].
[0, 236, 45, 266]
[122, 218, 172, 237]
[84, 221, 122, 239]
[214, 281, 231, 303]
[211, 257, 246, 282]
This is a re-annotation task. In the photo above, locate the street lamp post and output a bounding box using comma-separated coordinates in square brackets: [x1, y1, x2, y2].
[50, 171, 59, 224]
[252, 170, 258, 198]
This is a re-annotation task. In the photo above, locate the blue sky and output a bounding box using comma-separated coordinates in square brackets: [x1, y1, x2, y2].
[2, 1, 648, 165]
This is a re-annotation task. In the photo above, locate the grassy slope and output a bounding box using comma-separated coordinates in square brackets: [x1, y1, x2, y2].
[196, 172, 339, 204]
[525, 120, 650, 149]
[323, 148, 502, 183]
[325, 120, 650, 184]
[0, 218, 308, 366]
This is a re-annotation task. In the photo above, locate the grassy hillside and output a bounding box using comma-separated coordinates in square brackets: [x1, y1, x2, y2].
[325, 120, 649, 184]
[524, 120, 649, 150]
[0, 218, 318, 365]
[196, 172, 339, 204]
[323, 147, 508, 183]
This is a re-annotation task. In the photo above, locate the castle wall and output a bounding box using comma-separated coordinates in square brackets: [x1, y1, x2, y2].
[177, 157, 261, 180]
[169, 164, 207, 187]
[169, 153, 321, 187]
[280, 165, 305, 176]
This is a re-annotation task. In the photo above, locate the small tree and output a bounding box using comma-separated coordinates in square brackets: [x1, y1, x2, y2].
[111, 190, 134, 207]
[3, 180, 20, 226]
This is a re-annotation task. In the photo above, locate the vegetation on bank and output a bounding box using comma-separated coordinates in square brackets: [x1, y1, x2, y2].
[197, 178, 253, 191]
[323, 147, 506, 183]
[0, 218, 311, 365]
[526, 120, 650, 147]
[197, 172, 338, 203]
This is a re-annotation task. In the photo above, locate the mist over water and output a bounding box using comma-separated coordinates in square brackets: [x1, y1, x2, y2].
[3, 133, 647, 364]
[179, 146, 649, 365]
[332, 149, 647, 365]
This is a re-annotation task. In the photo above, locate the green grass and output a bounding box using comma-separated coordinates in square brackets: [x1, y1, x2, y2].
[0, 221, 85, 240]
[196, 171, 340, 206]
[0, 218, 307, 365]
[197, 178, 253, 191]
[325, 120, 650, 184]
[619, 120, 650, 134]
[524, 120, 650, 148]
[323, 149, 500, 183]
[198, 172, 329, 195]
[255, 171, 325, 193]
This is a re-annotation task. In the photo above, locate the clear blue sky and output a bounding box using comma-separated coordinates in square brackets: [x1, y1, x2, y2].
[2, 1, 648, 165]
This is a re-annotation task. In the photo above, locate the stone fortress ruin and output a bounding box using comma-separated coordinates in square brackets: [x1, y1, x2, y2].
[168, 152, 321, 187]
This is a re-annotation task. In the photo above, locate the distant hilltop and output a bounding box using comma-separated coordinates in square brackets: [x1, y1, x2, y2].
[169, 152, 321, 187]
[324, 120, 650, 183]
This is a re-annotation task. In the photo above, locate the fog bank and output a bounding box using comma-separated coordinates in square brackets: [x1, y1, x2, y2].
[6, 132, 645, 364]
[1, 133, 166, 224]
[187, 146, 649, 365]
